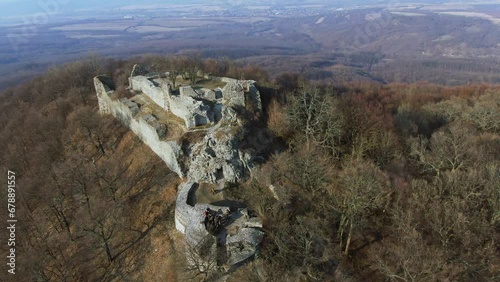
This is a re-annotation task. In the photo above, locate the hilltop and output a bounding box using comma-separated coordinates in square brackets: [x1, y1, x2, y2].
[0, 55, 498, 281]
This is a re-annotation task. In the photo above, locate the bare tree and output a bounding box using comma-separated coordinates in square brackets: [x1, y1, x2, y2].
[178, 55, 203, 84]
[168, 70, 180, 89]
[409, 122, 477, 175]
[331, 160, 389, 254]
[288, 84, 344, 156]
[182, 233, 221, 282]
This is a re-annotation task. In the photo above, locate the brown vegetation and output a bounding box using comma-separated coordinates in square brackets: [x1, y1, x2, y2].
[228, 79, 500, 281]
[0, 55, 498, 281]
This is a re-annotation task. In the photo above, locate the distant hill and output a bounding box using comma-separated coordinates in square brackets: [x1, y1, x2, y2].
[1, 1, 500, 90]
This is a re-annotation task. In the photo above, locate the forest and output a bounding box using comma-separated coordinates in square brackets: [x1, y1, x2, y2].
[0, 55, 498, 281]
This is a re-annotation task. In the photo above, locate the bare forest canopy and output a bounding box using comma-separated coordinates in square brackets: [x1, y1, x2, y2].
[0, 55, 498, 281]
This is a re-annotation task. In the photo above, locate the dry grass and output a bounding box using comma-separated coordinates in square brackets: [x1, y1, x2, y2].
[108, 132, 184, 281]
[180, 131, 205, 145]
[194, 79, 227, 89]
[196, 183, 224, 204]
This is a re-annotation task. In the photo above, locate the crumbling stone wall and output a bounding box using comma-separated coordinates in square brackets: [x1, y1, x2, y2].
[179, 86, 200, 99]
[222, 81, 246, 108]
[129, 76, 171, 110]
[95, 75, 115, 115]
[96, 70, 267, 271]
[94, 76, 183, 177]
[168, 94, 214, 128]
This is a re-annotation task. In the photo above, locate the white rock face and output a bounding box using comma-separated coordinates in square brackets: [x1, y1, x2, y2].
[247, 83, 263, 112]
[188, 133, 245, 183]
[223, 81, 246, 108]
[226, 227, 264, 266]
[219, 77, 263, 113]
[202, 89, 217, 101]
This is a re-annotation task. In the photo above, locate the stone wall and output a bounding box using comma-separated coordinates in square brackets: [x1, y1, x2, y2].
[96, 71, 265, 271]
[95, 75, 115, 115]
[168, 94, 214, 128]
[130, 74, 215, 129]
[179, 86, 200, 99]
[94, 76, 183, 177]
[174, 181, 197, 235]
[129, 76, 170, 110]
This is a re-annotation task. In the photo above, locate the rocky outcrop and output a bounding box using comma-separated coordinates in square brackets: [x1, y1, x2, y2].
[175, 182, 264, 267]
[220, 77, 263, 113]
[223, 81, 246, 108]
[202, 89, 218, 101]
[247, 83, 263, 113]
[188, 132, 245, 183]
[226, 227, 264, 266]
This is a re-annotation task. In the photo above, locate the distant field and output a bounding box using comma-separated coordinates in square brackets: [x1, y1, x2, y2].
[389, 12, 426, 17]
[51, 22, 139, 31]
[440, 11, 500, 24]
[67, 34, 124, 39]
[128, 26, 191, 33]
[48, 17, 271, 34]
[2, 3, 500, 90]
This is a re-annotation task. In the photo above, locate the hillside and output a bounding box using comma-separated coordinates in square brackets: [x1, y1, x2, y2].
[0, 55, 498, 281]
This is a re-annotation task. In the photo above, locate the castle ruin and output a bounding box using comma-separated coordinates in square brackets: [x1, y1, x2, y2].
[94, 65, 266, 272]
